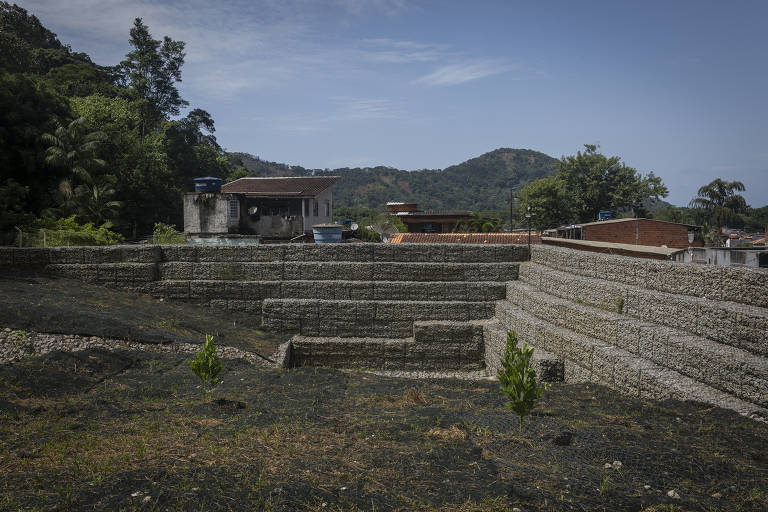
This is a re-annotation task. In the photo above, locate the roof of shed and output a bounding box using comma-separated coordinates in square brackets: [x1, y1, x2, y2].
[221, 176, 339, 197]
[569, 217, 701, 229]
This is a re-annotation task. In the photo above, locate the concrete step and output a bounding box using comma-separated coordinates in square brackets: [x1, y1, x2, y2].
[287, 334, 484, 371]
[156, 261, 519, 282]
[160, 243, 528, 264]
[262, 299, 496, 337]
[495, 300, 767, 420]
[519, 262, 768, 357]
[481, 320, 564, 383]
[137, 279, 507, 304]
[2, 243, 528, 266]
[531, 245, 768, 309]
[45, 263, 157, 283]
[503, 281, 768, 409]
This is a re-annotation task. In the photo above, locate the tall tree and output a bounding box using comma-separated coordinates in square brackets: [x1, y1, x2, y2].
[689, 179, 747, 229]
[518, 175, 572, 231]
[557, 144, 668, 223]
[119, 18, 187, 131]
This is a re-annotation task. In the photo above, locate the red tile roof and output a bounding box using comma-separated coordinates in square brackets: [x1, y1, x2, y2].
[222, 177, 339, 197]
[389, 233, 540, 244]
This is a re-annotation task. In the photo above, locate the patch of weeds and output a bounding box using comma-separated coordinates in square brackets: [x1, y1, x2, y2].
[599, 474, 612, 496]
[403, 386, 426, 405]
[615, 297, 625, 314]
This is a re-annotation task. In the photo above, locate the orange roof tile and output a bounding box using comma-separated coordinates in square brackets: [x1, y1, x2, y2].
[389, 233, 540, 244]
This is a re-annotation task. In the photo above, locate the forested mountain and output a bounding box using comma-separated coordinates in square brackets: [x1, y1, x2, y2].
[232, 148, 559, 211]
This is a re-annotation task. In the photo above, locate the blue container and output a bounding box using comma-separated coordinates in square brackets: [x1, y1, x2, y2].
[598, 210, 613, 221]
[194, 177, 222, 193]
[313, 224, 343, 244]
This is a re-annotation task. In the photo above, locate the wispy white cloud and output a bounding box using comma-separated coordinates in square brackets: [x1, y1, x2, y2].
[358, 38, 450, 63]
[414, 59, 514, 86]
[271, 97, 408, 132]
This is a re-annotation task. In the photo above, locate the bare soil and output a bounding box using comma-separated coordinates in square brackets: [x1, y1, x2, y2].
[0, 271, 766, 511]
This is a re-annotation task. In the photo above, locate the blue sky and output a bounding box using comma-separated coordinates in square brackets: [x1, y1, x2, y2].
[21, 0, 768, 206]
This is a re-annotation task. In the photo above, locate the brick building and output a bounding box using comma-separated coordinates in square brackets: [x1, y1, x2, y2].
[386, 202, 472, 233]
[556, 218, 702, 249]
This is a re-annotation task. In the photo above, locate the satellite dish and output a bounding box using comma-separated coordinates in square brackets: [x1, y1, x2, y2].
[350, 223, 359, 231]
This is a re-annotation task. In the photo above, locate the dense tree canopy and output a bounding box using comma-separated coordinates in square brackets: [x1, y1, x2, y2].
[517, 145, 669, 230]
[0, 4, 238, 239]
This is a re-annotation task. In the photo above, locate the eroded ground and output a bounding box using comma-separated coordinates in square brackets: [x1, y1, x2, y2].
[0, 349, 765, 511]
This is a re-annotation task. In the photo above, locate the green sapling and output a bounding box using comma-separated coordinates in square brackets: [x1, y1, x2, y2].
[498, 330, 548, 433]
[190, 334, 223, 393]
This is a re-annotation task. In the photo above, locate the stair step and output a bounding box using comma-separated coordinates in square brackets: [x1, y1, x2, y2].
[262, 299, 496, 337]
[532, 245, 768, 309]
[503, 281, 768, 408]
[495, 300, 767, 419]
[157, 261, 519, 282]
[519, 262, 768, 357]
[137, 280, 507, 303]
[161, 243, 528, 264]
[288, 335, 484, 371]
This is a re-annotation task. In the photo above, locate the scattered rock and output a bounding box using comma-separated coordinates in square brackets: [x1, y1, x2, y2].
[552, 430, 573, 446]
[643, 485, 651, 490]
[667, 489, 680, 499]
[711, 492, 721, 499]
[605, 460, 622, 470]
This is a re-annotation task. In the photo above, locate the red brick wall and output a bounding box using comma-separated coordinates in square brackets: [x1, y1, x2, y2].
[583, 220, 702, 248]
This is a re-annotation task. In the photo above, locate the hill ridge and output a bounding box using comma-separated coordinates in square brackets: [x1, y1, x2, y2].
[231, 147, 559, 211]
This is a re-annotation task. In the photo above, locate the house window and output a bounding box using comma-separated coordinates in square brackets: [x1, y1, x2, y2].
[313, 200, 319, 217]
[228, 200, 239, 219]
[324, 202, 330, 217]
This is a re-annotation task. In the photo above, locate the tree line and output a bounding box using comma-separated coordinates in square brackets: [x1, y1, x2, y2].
[0, 3, 243, 241]
[517, 145, 766, 244]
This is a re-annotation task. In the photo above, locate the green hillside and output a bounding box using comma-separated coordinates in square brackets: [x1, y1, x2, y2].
[231, 148, 558, 211]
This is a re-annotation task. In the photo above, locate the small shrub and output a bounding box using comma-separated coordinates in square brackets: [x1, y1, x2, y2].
[149, 222, 187, 244]
[190, 334, 223, 393]
[22, 216, 124, 246]
[498, 330, 548, 434]
[615, 297, 625, 314]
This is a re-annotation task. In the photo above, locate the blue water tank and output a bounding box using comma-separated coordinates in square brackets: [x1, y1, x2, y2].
[313, 224, 343, 243]
[194, 177, 222, 193]
[598, 210, 613, 221]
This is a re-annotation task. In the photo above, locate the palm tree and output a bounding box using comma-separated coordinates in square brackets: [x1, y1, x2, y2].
[41, 117, 107, 181]
[689, 179, 747, 230]
[76, 175, 122, 227]
[42, 118, 121, 225]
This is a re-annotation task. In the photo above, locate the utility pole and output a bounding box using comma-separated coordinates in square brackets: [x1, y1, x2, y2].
[509, 189, 514, 231]
[525, 205, 536, 259]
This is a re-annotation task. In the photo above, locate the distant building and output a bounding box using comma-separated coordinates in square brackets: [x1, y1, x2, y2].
[556, 218, 703, 249]
[184, 176, 338, 239]
[386, 202, 472, 233]
[672, 247, 768, 268]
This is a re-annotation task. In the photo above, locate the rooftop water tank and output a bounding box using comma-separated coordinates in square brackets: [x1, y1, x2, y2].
[313, 224, 343, 244]
[194, 177, 222, 193]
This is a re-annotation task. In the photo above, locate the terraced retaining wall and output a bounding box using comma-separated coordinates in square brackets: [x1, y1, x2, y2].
[488, 245, 767, 420]
[2, 243, 765, 418]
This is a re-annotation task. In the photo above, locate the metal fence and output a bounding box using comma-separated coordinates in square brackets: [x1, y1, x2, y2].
[8, 228, 108, 247]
